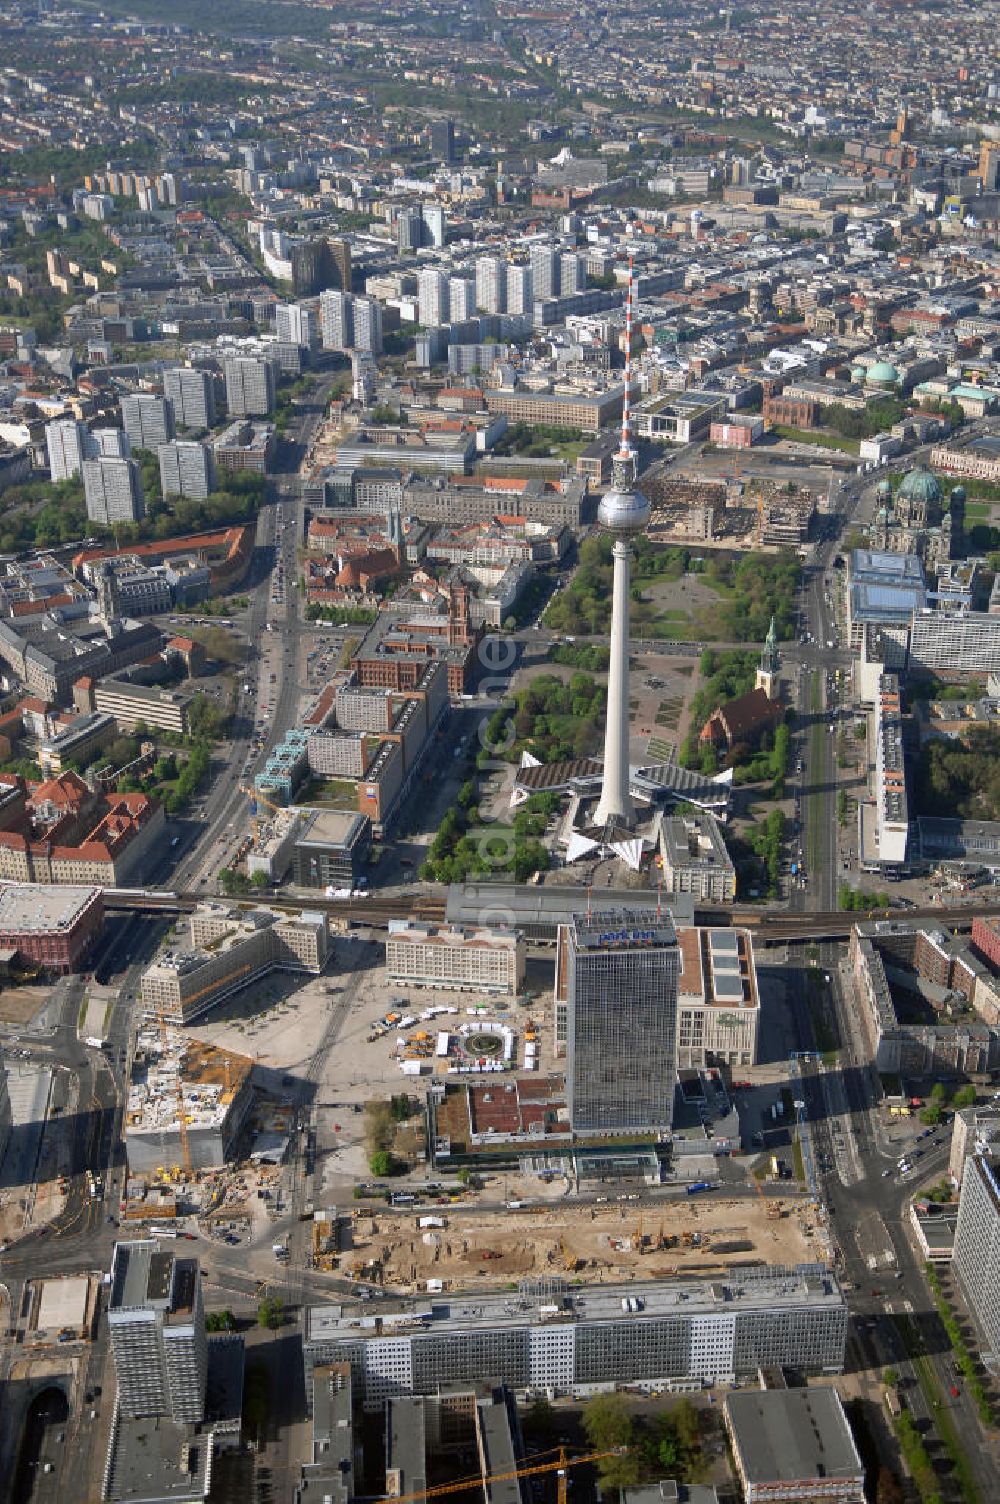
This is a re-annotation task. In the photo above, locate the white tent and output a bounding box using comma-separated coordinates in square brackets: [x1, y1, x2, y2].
[566, 831, 600, 863]
[609, 838, 644, 872]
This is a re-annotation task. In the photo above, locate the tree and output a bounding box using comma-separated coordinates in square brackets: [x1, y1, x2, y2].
[656, 1431, 679, 1470]
[257, 1295, 284, 1329]
[369, 1149, 397, 1177]
[582, 1391, 633, 1449]
[952, 1084, 977, 1109]
[582, 1393, 640, 1491]
[882, 1367, 899, 1388]
[206, 1309, 237, 1331]
[250, 869, 270, 888]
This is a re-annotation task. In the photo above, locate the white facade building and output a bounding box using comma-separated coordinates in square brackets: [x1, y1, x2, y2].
[82, 456, 145, 525]
[385, 922, 525, 995]
[159, 441, 216, 501]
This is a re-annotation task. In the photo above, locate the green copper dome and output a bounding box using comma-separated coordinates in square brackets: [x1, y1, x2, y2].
[866, 360, 900, 385]
[898, 466, 942, 508]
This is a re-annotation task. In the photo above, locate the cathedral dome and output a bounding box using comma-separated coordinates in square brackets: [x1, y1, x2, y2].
[897, 466, 942, 509]
[866, 360, 900, 386]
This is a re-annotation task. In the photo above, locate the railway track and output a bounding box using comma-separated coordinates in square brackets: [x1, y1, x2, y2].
[103, 887, 448, 926]
[102, 886, 1000, 942]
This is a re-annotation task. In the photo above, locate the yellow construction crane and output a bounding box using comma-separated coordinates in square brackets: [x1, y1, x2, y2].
[752, 1168, 782, 1221]
[384, 1446, 622, 1504]
[157, 1005, 192, 1175]
[240, 783, 286, 840]
[240, 782, 287, 842]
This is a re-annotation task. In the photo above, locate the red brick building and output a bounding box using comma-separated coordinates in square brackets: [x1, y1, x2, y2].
[700, 688, 784, 754]
[972, 917, 1000, 973]
[0, 883, 103, 973]
[763, 393, 820, 429]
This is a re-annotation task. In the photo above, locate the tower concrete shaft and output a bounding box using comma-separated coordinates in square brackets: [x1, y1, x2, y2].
[594, 537, 635, 828]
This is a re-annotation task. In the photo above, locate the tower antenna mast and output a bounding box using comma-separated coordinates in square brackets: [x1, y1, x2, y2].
[618, 256, 635, 470]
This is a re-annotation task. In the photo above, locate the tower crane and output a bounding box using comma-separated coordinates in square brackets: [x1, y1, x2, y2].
[240, 783, 287, 840]
[156, 1005, 192, 1175]
[383, 1446, 623, 1504]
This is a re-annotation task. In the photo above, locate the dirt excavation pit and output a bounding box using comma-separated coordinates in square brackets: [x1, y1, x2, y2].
[345, 1194, 826, 1294]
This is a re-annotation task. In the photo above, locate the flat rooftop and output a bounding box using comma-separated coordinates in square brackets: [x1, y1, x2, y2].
[35, 1275, 90, 1333]
[0, 882, 99, 934]
[569, 909, 678, 951]
[109, 1242, 196, 1321]
[298, 808, 369, 848]
[105, 1415, 211, 1504]
[306, 1266, 842, 1344]
[387, 922, 520, 951]
[725, 1388, 863, 1488]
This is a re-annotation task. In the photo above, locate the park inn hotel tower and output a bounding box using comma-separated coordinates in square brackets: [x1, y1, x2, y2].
[559, 908, 680, 1134]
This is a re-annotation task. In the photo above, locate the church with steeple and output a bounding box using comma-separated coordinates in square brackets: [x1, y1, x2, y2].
[755, 615, 780, 699]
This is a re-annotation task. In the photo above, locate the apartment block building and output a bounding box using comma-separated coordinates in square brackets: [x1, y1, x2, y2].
[320, 289, 353, 351]
[908, 612, 1000, 677]
[952, 1150, 1000, 1362]
[418, 268, 449, 329]
[46, 417, 93, 481]
[276, 303, 314, 347]
[159, 440, 216, 501]
[353, 297, 383, 356]
[82, 456, 145, 525]
[163, 367, 217, 431]
[385, 923, 526, 996]
[121, 395, 175, 452]
[224, 355, 276, 417]
[476, 256, 507, 315]
[307, 730, 368, 779]
[870, 673, 909, 868]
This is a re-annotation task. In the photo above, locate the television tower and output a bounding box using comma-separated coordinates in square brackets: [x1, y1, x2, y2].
[593, 258, 649, 831]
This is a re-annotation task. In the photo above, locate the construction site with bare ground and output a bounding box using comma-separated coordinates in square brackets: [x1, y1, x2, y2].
[340, 1193, 830, 1295]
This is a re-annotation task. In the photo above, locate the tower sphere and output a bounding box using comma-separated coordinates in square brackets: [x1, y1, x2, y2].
[598, 484, 650, 535]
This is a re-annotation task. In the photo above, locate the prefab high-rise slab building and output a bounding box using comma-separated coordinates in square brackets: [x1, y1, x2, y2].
[952, 1149, 1000, 1361]
[560, 908, 679, 1134]
[108, 1241, 207, 1423]
[163, 367, 216, 431]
